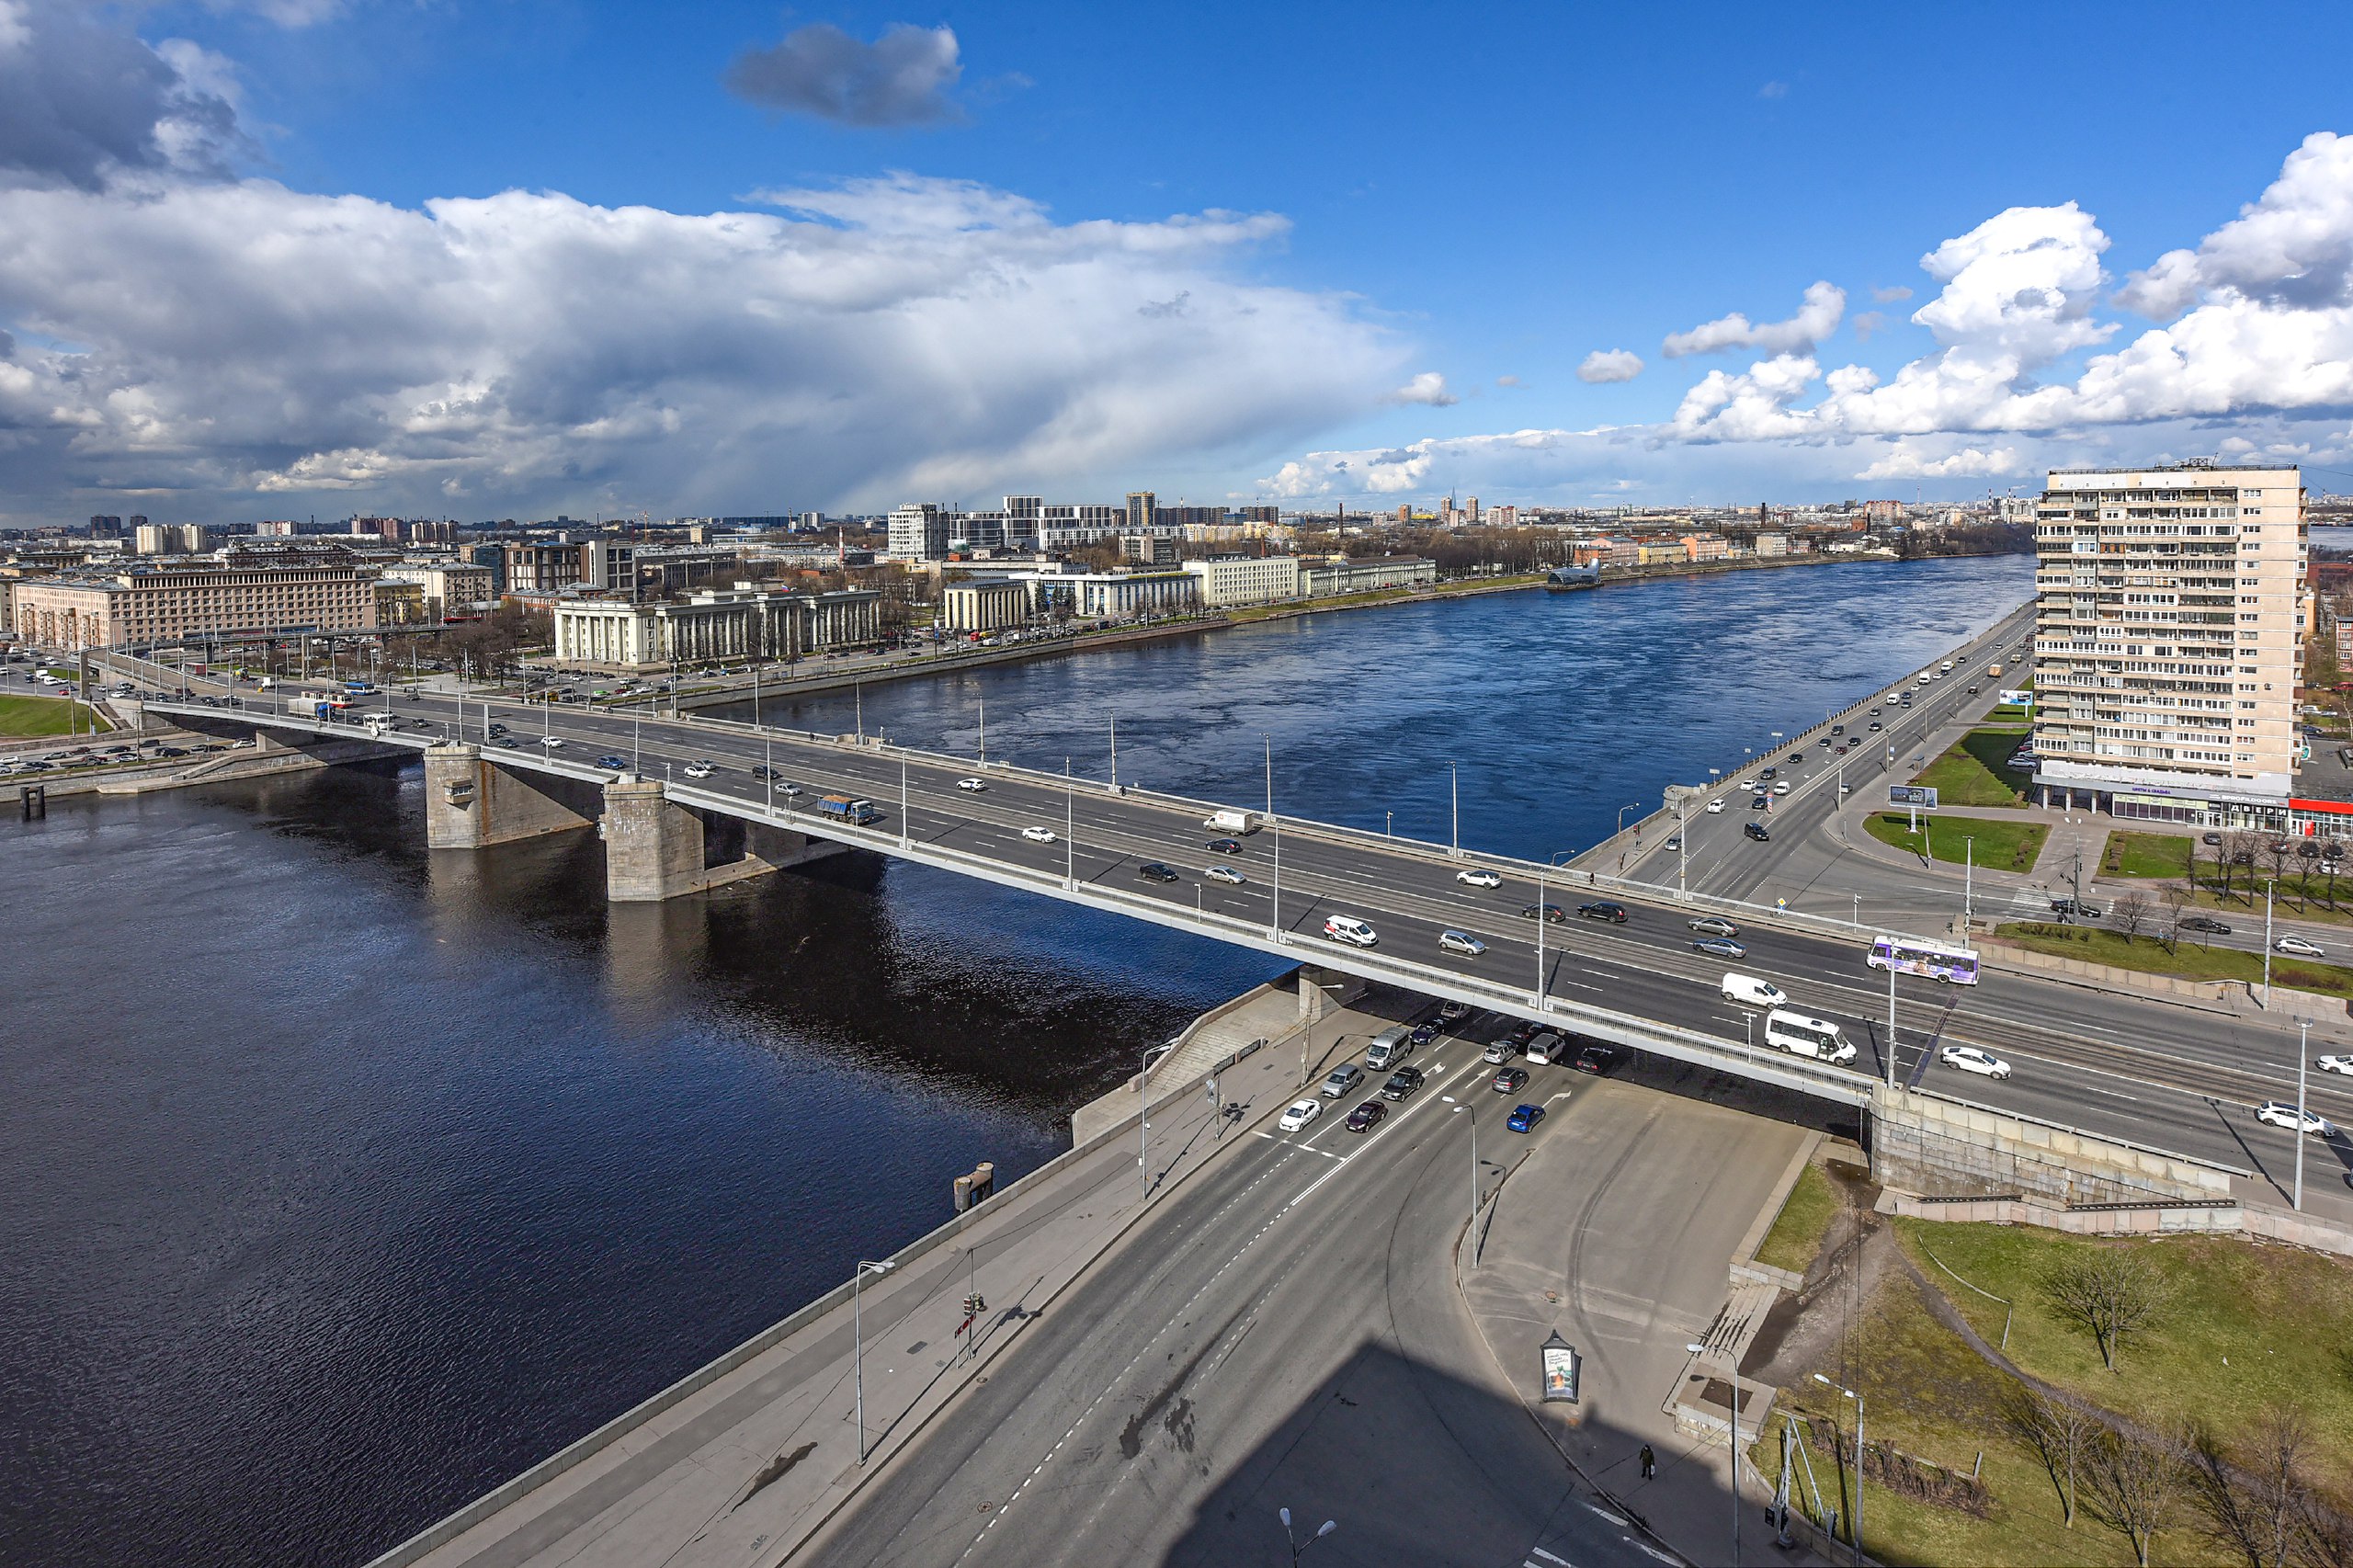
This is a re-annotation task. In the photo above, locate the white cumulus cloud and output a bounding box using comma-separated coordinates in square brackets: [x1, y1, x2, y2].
[1856, 442, 2023, 481]
[0, 171, 1404, 518]
[1389, 370, 1458, 406]
[1575, 348, 1643, 383]
[1662, 280, 1845, 358]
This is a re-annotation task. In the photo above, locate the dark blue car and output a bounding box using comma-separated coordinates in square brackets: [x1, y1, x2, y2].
[1506, 1103, 1545, 1133]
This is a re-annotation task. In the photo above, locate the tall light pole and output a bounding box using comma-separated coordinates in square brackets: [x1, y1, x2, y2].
[1262, 733, 1273, 821]
[1064, 758, 1074, 887]
[1964, 835, 1975, 925]
[1446, 1098, 1480, 1260]
[2264, 879, 2277, 1004]
[1886, 950, 1899, 1089]
[1108, 710, 1118, 789]
[1279, 1507, 1337, 1565]
[1449, 760, 1461, 858]
[854, 1259, 896, 1461]
[1693, 1339, 1741, 1567]
[978, 692, 986, 765]
[1616, 801, 1640, 839]
[1813, 1373, 1864, 1565]
[1141, 1041, 1175, 1199]
[2295, 1018, 2313, 1210]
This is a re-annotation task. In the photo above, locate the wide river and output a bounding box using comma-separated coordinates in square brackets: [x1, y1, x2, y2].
[0, 553, 2029, 1566]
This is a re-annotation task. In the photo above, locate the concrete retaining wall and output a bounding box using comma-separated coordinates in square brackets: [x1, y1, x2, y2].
[1886, 1190, 2353, 1259]
[1872, 1085, 2234, 1205]
[1978, 938, 2240, 1002]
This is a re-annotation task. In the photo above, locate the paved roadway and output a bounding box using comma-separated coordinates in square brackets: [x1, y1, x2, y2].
[796, 1008, 1745, 1568]
[133, 665, 2353, 1208]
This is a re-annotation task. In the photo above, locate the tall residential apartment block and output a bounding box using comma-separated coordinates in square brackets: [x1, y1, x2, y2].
[2030, 462, 2307, 826]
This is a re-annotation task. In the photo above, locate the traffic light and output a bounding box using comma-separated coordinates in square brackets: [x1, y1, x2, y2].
[961, 1293, 986, 1317]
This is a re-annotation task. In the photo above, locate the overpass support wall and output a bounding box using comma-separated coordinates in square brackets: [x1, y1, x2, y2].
[424, 744, 591, 849]
[601, 777, 783, 902]
[1870, 1085, 2234, 1205]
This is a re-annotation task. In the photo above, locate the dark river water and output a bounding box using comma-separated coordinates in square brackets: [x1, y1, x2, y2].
[0, 554, 2029, 1567]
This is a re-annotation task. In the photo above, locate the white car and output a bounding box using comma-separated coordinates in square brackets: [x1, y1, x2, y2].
[1206, 865, 1245, 885]
[1456, 869, 1502, 889]
[956, 777, 986, 791]
[2276, 936, 2326, 959]
[684, 760, 715, 778]
[2318, 1054, 2353, 1076]
[1706, 798, 1725, 813]
[1020, 825, 1058, 844]
[1939, 1045, 2012, 1080]
[539, 735, 565, 748]
[1278, 1098, 1322, 1132]
[1439, 929, 1487, 957]
[2257, 1101, 2336, 1136]
[1323, 915, 1379, 948]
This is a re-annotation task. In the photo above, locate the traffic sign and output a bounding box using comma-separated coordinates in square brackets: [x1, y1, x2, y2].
[1889, 785, 1939, 809]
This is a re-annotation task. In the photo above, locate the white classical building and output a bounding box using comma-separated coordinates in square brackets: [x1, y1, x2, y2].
[551, 586, 881, 669]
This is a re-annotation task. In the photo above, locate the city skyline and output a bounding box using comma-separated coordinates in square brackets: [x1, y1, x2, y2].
[2, 3, 2351, 523]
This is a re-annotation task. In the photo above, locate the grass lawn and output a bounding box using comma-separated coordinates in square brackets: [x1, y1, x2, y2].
[1865, 812, 2048, 873]
[2103, 829, 2195, 879]
[0, 692, 111, 738]
[1894, 1221, 2353, 1518]
[1752, 1247, 2169, 1567]
[1909, 727, 2034, 808]
[1995, 920, 2353, 995]
[1754, 1162, 1838, 1276]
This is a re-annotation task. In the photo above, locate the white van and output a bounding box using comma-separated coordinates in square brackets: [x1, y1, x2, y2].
[1323, 915, 1378, 948]
[1722, 973, 1788, 1009]
[1524, 1031, 1565, 1065]
[1765, 1008, 1858, 1064]
[1364, 1026, 1413, 1071]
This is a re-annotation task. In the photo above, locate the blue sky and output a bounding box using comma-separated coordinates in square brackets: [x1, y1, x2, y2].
[2, 0, 2351, 521]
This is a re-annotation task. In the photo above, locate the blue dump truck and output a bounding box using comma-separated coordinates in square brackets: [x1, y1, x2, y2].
[814, 794, 881, 825]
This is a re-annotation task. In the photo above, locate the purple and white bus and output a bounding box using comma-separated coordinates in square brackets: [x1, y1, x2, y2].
[1868, 937, 1980, 985]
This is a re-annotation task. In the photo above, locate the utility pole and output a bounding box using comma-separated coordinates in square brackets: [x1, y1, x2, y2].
[2296, 1018, 2312, 1210]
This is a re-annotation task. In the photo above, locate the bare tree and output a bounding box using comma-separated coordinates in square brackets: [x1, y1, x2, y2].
[2041, 1246, 2172, 1371]
[2002, 1382, 2099, 1528]
[2187, 1405, 2313, 1568]
[2083, 1426, 2191, 1568]
[2163, 884, 2194, 954]
[2113, 890, 2153, 944]
[2222, 831, 2263, 905]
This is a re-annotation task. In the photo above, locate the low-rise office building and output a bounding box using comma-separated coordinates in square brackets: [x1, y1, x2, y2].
[1300, 556, 1438, 597]
[551, 585, 881, 669]
[1182, 554, 1303, 607]
[14, 562, 381, 648]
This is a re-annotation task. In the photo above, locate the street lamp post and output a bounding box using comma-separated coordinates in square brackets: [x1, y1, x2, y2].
[1064, 758, 1075, 887]
[1693, 1340, 1742, 1567]
[2265, 879, 2277, 1004]
[1141, 1041, 1175, 1199]
[1279, 1507, 1337, 1565]
[1449, 760, 1460, 858]
[854, 1259, 896, 1461]
[1964, 835, 1975, 925]
[2296, 1018, 2313, 1210]
[1446, 1098, 1481, 1260]
[1813, 1373, 1865, 1565]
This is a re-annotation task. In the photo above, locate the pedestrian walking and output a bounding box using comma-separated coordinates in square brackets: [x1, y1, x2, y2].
[1639, 1443, 1655, 1481]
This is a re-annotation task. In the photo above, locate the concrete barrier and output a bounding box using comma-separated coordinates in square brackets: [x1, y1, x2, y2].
[1977, 938, 2240, 1002]
[1871, 1084, 2238, 1205]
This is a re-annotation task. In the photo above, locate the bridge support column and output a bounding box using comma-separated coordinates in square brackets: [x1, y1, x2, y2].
[424, 743, 591, 849]
[602, 776, 776, 902]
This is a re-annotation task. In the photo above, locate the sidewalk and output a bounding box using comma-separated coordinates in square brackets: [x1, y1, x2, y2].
[370, 996, 1381, 1568]
[1454, 1080, 1838, 1568]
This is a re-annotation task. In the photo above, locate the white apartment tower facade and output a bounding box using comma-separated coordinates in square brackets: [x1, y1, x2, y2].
[2030, 461, 2307, 826]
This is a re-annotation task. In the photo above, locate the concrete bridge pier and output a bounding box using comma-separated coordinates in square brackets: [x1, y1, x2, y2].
[599, 776, 840, 902]
[424, 744, 593, 849]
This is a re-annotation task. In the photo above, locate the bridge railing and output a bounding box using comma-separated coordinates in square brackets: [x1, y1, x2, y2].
[665, 775, 1878, 1106]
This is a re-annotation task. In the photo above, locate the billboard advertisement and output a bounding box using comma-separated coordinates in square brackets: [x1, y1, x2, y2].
[1540, 1332, 1581, 1403]
[1888, 785, 1939, 809]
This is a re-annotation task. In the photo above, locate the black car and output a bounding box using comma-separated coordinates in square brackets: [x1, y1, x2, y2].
[1759, 767, 1777, 780]
[1830, 723, 1845, 735]
[753, 764, 779, 779]
[1381, 1066, 1426, 1101]
[1751, 795, 1771, 810]
[1788, 752, 1805, 763]
[1346, 1101, 1387, 1133]
[1491, 1066, 1529, 1095]
[1520, 903, 1569, 924]
[1206, 836, 1243, 854]
[2180, 915, 2233, 935]
[2050, 897, 2104, 919]
[1745, 822, 1770, 843]
[1572, 1044, 1619, 1075]
[1137, 862, 1181, 883]
[1576, 901, 1629, 924]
